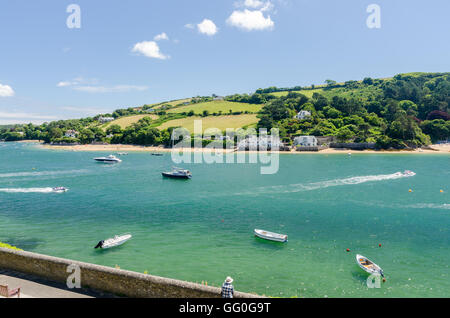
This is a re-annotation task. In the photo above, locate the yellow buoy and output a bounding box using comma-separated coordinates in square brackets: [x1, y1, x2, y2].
[440, 189, 444, 193]
[409, 189, 413, 192]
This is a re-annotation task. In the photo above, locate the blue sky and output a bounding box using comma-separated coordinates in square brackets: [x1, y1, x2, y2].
[0, 0, 449, 124]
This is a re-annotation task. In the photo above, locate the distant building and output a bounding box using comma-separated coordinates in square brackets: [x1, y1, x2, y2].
[98, 116, 115, 123]
[294, 110, 311, 120]
[213, 96, 224, 101]
[294, 136, 317, 147]
[237, 136, 282, 150]
[64, 130, 78, 138]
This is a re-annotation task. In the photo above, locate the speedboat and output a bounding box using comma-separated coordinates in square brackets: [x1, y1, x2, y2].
[52, 187, 68, 193]
[402, 170, 416, 177]
[356, 254, 384, 277]
[117, 152, 128, 156]
[94, 234, 132, 249]
[94, 154, 122, 163]
[254, 229, 288, 243]
[151, 153, 164, 156]
[162, 167, 192, 179]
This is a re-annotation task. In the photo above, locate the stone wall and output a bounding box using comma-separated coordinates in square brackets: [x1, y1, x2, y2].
[0, 247, 262, 298]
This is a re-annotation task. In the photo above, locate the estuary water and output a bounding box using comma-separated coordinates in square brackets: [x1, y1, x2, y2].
[0, 142, 448, 297]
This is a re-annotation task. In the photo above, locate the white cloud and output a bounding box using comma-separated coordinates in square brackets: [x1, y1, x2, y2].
[132, 41, 169, 60]
[259, 1, 274, 12]
[227, 9, 274, 31]
[0, 111, 58, 124]
[184, 23, 195, 29]
[244, 0, 264, 8]
[57, 81, 73, 87]
[197, 19, 218, 36]
[236, 0, 273, 11]
[154, 32, 169, 41]
[57, 77, 98, 87]
[0, 84, 15, 97]
[72, 85, 148, 93]
[57, 77, 148, 93]
[60, 106, 113, 115]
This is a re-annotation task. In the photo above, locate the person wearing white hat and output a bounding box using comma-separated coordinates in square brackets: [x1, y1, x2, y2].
[221, 276, 234, 298]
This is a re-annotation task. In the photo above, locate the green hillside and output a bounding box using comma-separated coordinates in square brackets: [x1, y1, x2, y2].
[1, 72, 449, 149]
[167, 100, 262, 115]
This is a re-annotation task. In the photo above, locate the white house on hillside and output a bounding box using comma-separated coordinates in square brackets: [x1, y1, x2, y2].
[294, 110, 311, 120]
[98, 116, 115, 123]
[237, 136, 282, 150]
[65, 130, 78, 138]
[294, 136, 317, 147]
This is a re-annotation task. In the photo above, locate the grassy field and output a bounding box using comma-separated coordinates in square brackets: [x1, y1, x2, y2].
[151, 98, 192, 109]
[270, 89, 323, 98]
[270, 85, 383, 101]
[157, 114, 259, 132]
[103, 114, 159, 129]
[166, 100, 263, 115]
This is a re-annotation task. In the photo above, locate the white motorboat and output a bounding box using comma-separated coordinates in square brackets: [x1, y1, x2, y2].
[254, 229, 288, 243]
[94, 154, 122, 163]
[162, 167, 192, 179]
[356, 254, 384, 277]
[94, 234, 132, 249]
[52, 187, 68, 193]
[402, 170, 415, 177]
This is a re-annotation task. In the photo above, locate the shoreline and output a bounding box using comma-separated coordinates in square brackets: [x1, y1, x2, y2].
[34, 142, 450, 154]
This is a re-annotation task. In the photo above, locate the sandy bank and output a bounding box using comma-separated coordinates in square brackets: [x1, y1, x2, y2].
[37, 142, 450, 154]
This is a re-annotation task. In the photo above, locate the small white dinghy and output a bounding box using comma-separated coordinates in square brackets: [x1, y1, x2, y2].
[94, 234, 132, 249]
[356, 254, 384, 277]
[254, 229, 288, 243]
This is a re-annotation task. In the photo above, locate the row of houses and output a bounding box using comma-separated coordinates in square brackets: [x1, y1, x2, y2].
[64, 130, 113, 139]
[63, 128, 321, 149]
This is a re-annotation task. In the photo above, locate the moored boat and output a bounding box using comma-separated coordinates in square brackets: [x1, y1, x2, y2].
[94, 234, 132, 249]
[356, 254, 384, 277]
[254, 229, 288, 243]
[162, 167, 192, 179]
[94, 154, 122, 163]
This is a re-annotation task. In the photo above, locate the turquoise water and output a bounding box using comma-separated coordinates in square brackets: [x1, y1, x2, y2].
[0, 142, 448, 297]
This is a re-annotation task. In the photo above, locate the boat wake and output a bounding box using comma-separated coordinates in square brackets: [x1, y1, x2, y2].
[405, 203, 450, 210]
[244, 171, 416, 195]
[0, 169, 89, 179]
[0, 187, 55, 193]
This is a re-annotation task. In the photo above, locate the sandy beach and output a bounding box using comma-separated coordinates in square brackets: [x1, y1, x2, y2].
[37, 142, 450, 154]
